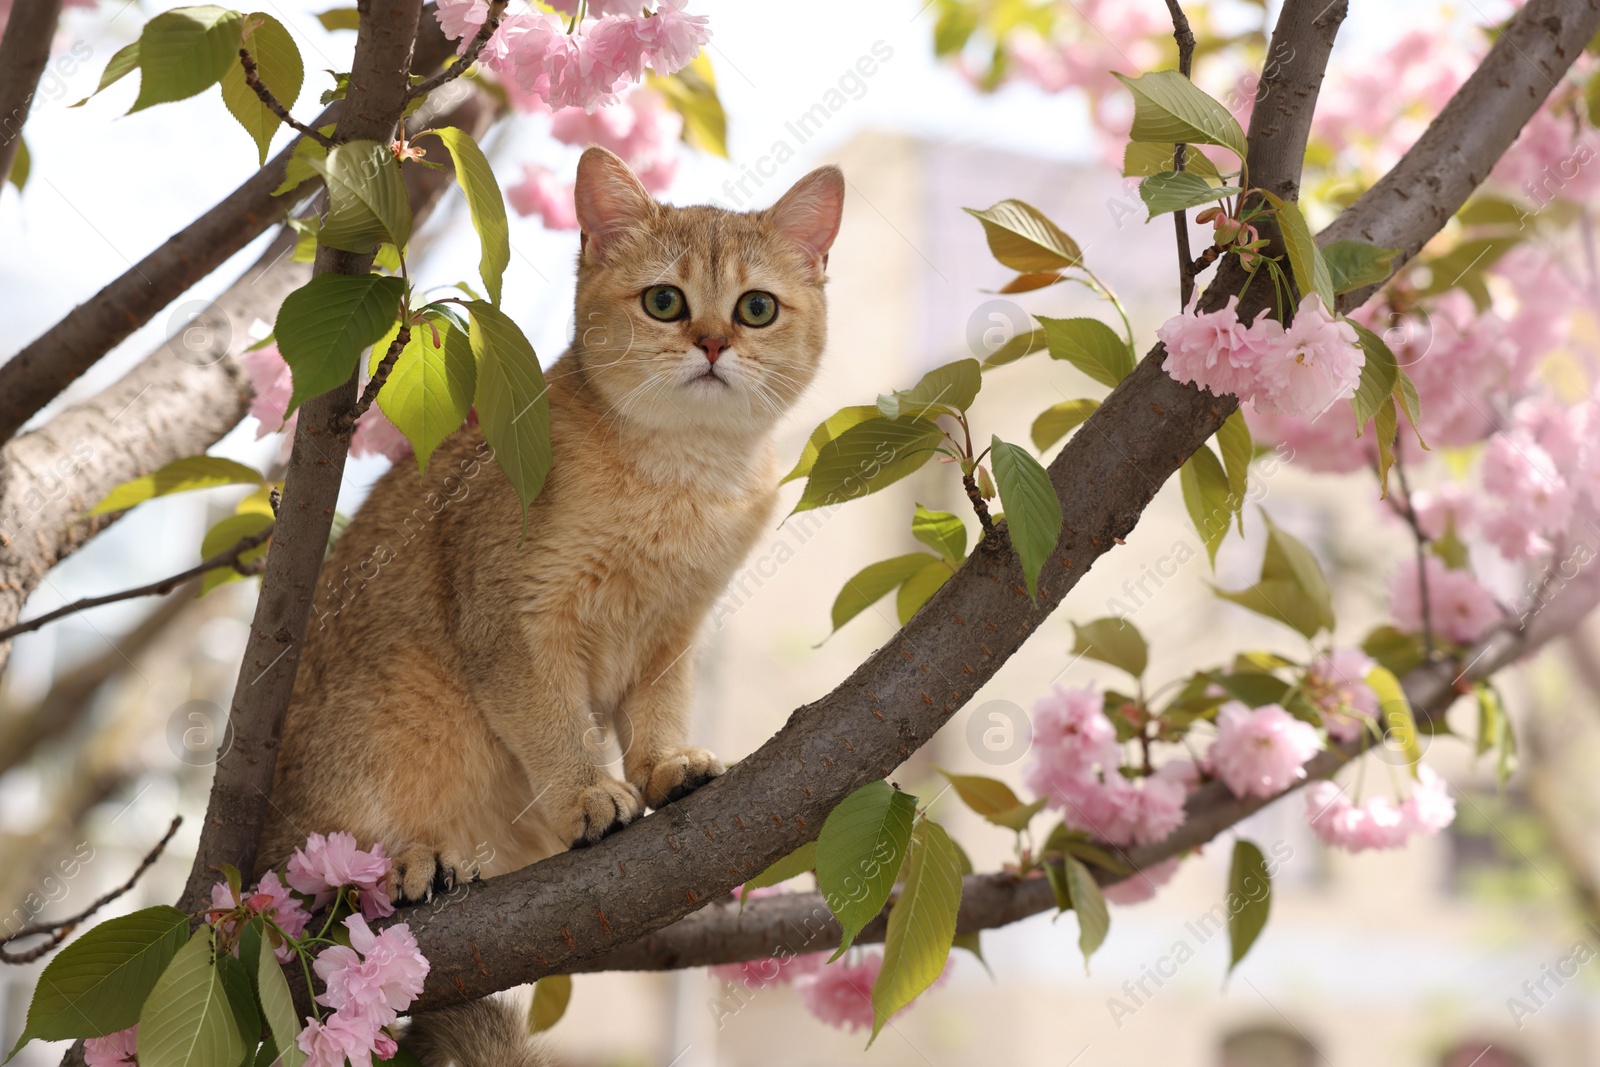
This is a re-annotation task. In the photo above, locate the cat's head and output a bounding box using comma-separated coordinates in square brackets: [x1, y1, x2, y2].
[569, 146, 844, 438]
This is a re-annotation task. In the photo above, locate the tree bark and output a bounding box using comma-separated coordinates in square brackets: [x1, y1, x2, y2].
[0, 0, 65, 188]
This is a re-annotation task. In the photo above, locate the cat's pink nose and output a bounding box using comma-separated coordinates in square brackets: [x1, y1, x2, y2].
[697, 335, 728, 363]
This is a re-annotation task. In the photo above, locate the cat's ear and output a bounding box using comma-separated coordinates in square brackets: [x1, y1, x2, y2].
[767, 165, 845, 276]
[574, 146, 654, 264]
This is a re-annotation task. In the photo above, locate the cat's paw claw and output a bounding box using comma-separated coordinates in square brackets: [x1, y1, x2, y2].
[636, 748, 725, 809]
[565, 780, 644, 848]
[391, 846, 479, 903]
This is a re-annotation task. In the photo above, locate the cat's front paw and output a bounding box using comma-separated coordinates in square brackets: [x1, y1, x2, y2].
[563, 779, 644, 848]
[390, 845, 481, 904]
[632, 747, 725, 809]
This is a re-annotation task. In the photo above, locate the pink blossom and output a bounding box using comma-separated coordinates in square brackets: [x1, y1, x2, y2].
[210, 870, 311, 961]
[287, 831, 394, 919]
[1481, 432, 1573, 559]
[1208, 702, 1321, 799]
[631, 0, 711, 75]
[1049, 767, 1188, 847]
[1305, 649, 1379, 744]
[84, 1026, 137, 1067]
[793, 953, 948, 1032]
[1388, 557, 1500, 645]
[297, 1011, 384, 1067]
[1024, 684, 1121, 782]
[350, 406, 414, 464]
[1157, 295, 1267, 400]
[1411, 483, 1476, 541]
[1491, 100, 1600, 206]
[434, 0, 488, 43]
[507, 163, 579, 230]
[1402, 292, 1520, 447]
[1313, 30, 1473, 169]
[1304, 764, 1455, 851]
[316, 916, 429, 1026]
[550, 88, 682, 193]
[1245, 407, 1385, 474]
[1404, 764, 1457, 835]
[710, 950, 825, 990]
[1252, 296, 1365, 419]
[1102, 857, 1180, 906]
[243, 344, 412, 463]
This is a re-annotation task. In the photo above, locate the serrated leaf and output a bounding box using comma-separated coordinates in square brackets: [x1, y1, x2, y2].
[215, 952, 259, 1054]
[1393, 368, 1427, 449]
[868, 819, 962, 1045]
[274, 272, 405, 414]
[1070, 617, 1149, 679]
[1062, 855, 1108, 971]
[1374, 395, 1398, 497]
[1275, 199, 1334, 308]
[425, 127, 509, 305]
[1037, 317, 1134, 388]
[1123, 140, 1221, 179]
[132, 6, 243, 113]
[314, 6, 359, 30]
[527, 975, 572, 1034]
[990, 436, 1060, 598]
[997, 271, 1064, 293]
[830, 553, 941, 632]
[465, 302, 552, 523]
[741, 840, 817, 903]
[221, 14, 304, 166]
[816, 780, 917, 960]
[1031, 398, 1099, 451]
[1367, 665, 1421, 774]
[71, 41, 140, 107]
[781, 404, 880, 484]
[311, 139, 412, 253]
[199, 511, 273, 595]
[981, 327, 1048, 369]
[963, 200, 1083, 272]
[272, 133, 329, 197]
[877, 359, 981, 419]
[1323, 239, 1400, 294]
[1350, 321, 1398, 433]
[646, 53, 727, 158]
[895, 558, 954, 625]
[1217, 411, 1251, 534]
[369, 314, 476, 473]
[911, 504, 966, 562]
[794, 417, 945, 513]
[1139, 170, 1242, 217]
[1215, 513, 1335, 637]
[1227, 840, 1271, 973]
[1114, 70, 1247, 160]
[937, 770, 1046, 831]
[137, 927, 246, 1067]
[9, 906, 189, 1053]
[256, 938, 306, 1067]
[91, 455, 265, 515]
[1180, 445, 1231, 564]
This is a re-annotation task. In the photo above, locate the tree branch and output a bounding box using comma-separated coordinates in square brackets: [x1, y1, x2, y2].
[330, 326, 410, 437]
[238, 47, 337, 148]
[1163, 0, 1197, 306]
[0, 0, 65, 188]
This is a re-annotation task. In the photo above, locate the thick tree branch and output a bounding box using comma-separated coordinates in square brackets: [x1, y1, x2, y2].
[0, 0, 64, 188]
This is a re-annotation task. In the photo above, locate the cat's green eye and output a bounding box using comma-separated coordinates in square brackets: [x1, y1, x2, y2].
[735, 290, 778, 328]
[642, 285, 687, 321]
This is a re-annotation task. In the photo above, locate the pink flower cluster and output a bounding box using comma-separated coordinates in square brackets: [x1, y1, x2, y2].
[435, 0, 709, 112]
[242, 345, 412, 464]
[1206, 702, 1321, 799]
[794, 952, 950, 1033]
[297, 915, 429, 1067]
[1388, 557, 1500, 646]
[1305, 648, 1379, 744]
[1158, 294, 1365, 419]
[83, 1026, 137, 1067]
[209, 870, 311, 962]
[1022, 686, 1192, 847]
[1304, 764, 1456, 852]
[287, 831, 395, 920]
[1312, 30, 1473, 171]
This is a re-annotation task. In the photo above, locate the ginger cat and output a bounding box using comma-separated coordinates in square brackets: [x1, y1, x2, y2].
[256, 147, 844, 1063]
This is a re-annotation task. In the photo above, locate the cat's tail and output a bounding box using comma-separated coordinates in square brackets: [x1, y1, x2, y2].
[401, 996, 553, 1067]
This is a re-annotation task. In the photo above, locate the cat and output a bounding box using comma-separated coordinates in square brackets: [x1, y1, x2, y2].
[255, 145, 845, 1065]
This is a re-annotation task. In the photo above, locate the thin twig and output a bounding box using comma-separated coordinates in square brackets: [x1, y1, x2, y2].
[0, 525, 273, 643]
[239, 47, 337, 149]
[331, 325, 410, 436]
[406, 0, 508, 101]
[1, 816, 183, 964]
[1392, 451, 1436, 659]
[1164, 0, 1198, 306]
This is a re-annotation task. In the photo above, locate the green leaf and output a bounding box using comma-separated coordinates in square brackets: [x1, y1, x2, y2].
[5, 136, 27, 191]
[815, 780, 917, 960]
[425, 127, 510, 306]
[937, 770, 1046, 831]
[1362, 624, 1426, 677]
[963, 199, 1083, 273]
[1275, 199, 1334, 309]
[1041, 824, 1133, 875]
[1122, 140, 1220, 179]
[311, 139, 412, 254]
[199, 511, 273, 595]
[830, 553, 941, 632]
[1350, 322, 1399, 434]
[1374, 396, 1398, 497]
[1323, 239, 1400, 294]
[527, 974, 572, 1034]
[71, 41, 141, 107]
[989, 436, 1061, 598]
[465, 302, 553, 523]
[220, 14, 303, 166]
[369, 314, 476, 474]
[274, 272, 405, 414]
[981, 327, 1048, 369]
[1180, 445, 1231, 564]
[1070, 617, 1149, 679]
[1114, 70, 1247, 160]
[1475, 680, 1502, 758]
[646, 53, 727, 158]
[896, 559, 954, 625]
[1031, 398, 1099, 451]
[1393, 368, 1426, 448]
[1037, 317, 1134, 388]
[1214, 513, 1335, 638]
[869, 819, 962, 1044]
[1138, 170, 1242, 217]
[255, 932, 305, 1067]
[272, 132, 329, 197]
[215, 953, 259, 1054]
[794, 417, 945, 513]
[741, 840, 817, 903]
[314, 6, 359, 30]
[1062, 855, 1108, 971]
[876, 359, 981, 419]
[1227, 840, 1271, 973]
[132, 6, 244, 113]
[781, 404, 880, 484]
[91, 455, 264, 515]
[1217, 411, 1251, 534]
[9, 906, 189, 1053]
[137, 927, 246, 1067]
[911, 504, 966, 562]
[1367, 665, 1421, 774]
